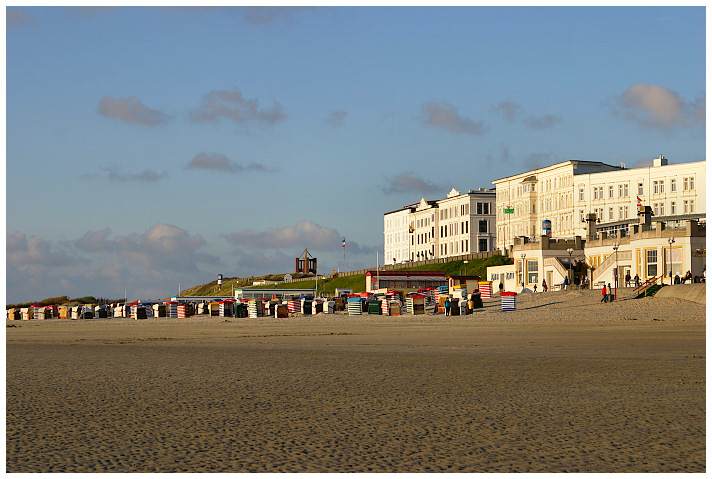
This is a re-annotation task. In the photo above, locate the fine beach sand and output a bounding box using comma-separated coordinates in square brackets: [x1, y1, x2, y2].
[6, 287, 706, 472]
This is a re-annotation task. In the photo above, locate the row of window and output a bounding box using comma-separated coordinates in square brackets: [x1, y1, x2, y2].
[584, 199, 695, 222]
[581, 176, 695, 201]
[437, 238, 489, 256]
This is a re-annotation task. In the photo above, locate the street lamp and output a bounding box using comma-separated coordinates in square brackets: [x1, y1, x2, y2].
[612, 242, 620, 300]
[566, 248, 574, 288]
[668, 237, 675, 285]
[520, 253, 526, 292]
[464, 260, 469, 276]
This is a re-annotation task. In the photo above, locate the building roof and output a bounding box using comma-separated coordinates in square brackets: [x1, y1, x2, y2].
[491, 160, 622, 184]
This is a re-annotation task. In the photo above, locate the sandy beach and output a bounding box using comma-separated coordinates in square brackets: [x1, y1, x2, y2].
[6, 287, 706, 472]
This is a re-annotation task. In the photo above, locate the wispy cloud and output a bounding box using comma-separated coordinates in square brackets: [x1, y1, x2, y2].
[524, 114, 563, 129]
[189, 87, 286, 125]
[324, 110, 348, 127]
[185, 152, 269, 174]
[225, 220, 376, 256]
[607, 83, 705, 129]
[490, 101, 521, 122]
[97, 96, 170, 126]
[382, 171, 442, 195]
[7, 9, 37, 29]
[491, 100, 562, 129]
[523, 152, 558, 171]
[421, 101, 488, 135]
[104, 166, 168, 183]
[485, 143, 511, 164]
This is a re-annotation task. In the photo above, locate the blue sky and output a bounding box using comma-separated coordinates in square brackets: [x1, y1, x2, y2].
[5, 6, 706, 303]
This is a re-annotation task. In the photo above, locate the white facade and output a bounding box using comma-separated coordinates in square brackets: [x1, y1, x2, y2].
[383, 206, 414, 265]
[383, 187, 497, 265]
[437, 188, 496, 259]
[493, 160, 621, 252]
[411, 198, 438, 262]
[493, 156, 706, 252]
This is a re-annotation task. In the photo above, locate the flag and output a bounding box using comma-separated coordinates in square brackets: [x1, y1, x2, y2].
[342, 238, 346, 248]
[636, 195, 642, 207]
[409, 224, 415, 233]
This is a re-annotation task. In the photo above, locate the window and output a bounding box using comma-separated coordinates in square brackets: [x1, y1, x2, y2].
[646, 249, 658, 277]
[580, 209, 585, 223]
[618, 183, 629, 197]
[670, 178, 676, 192]
[670, 201, 676, 215]
[477, 203, 482, 214]
[653, 181, 659, 194]
[579, 188, 584, 201]
[683, 177, 695, 191]
[683, 176, 695, 191]
[609, 207, 614, 220]
[608, 185, 614, 198]
[638, 182, 644, 195]
[483, 203, 489, 214]
[527, 260, 538, 284]
[667, 248, 682, 277]
[479, 220, 487, 233]
[618, 206, 624, 219]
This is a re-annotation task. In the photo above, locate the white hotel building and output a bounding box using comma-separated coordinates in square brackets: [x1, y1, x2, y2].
[383, 188, 496, 265]
[492, 155, 705, 253]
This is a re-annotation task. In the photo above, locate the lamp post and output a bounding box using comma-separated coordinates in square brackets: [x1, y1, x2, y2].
[464, 260, 468, 276]
[612, 242, 619, 300]
[566, 248, 574, 287]
[668, 237, 675, 285]
[520, 253, 526, 292]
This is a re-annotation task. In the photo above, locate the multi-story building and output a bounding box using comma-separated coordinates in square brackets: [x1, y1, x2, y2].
[383, 187, 496, 265]
[437, 188, 496, 259]
[492, 155, 706, 252]
[383, 204, 415, 265]
[492, 160, 622, 252]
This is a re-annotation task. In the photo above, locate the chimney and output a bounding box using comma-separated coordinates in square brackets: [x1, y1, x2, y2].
[653, 155, 668, 167]
[585, 213, 597, 240]
[638, 205, 653, 230]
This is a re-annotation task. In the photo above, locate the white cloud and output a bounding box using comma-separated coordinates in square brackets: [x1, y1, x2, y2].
[7, 232, 75, 267]
[422, 101, 488, 135]
[225, 220, 376, 256]
[189, 87, 286, 125]
[6, 226, 220, 303]
[7, 9, 36, 29]
[524, 114, 562, 130]
[185, 153, 268, 174]
[609, 83, 704, 129]
[324, 110, 348, 127]
[490, 101, 521, 122]
[97, 96, 169, 126]
[382, 171, 442, 195]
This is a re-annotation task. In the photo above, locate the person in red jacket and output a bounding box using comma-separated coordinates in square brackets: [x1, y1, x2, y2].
[601, 284, 608, 303]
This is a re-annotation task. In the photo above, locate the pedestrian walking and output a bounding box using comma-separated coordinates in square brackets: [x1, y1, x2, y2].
[563, 276, 569, 291]
[601, 284, 608, 303]
[634, 274, 640, 287]
[607, 283, 614, 302]
[444, 297, 451, 316]
[542, 279, 548, 292]
[625, 271, 631, 287]
[533, 284, 538, 293]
